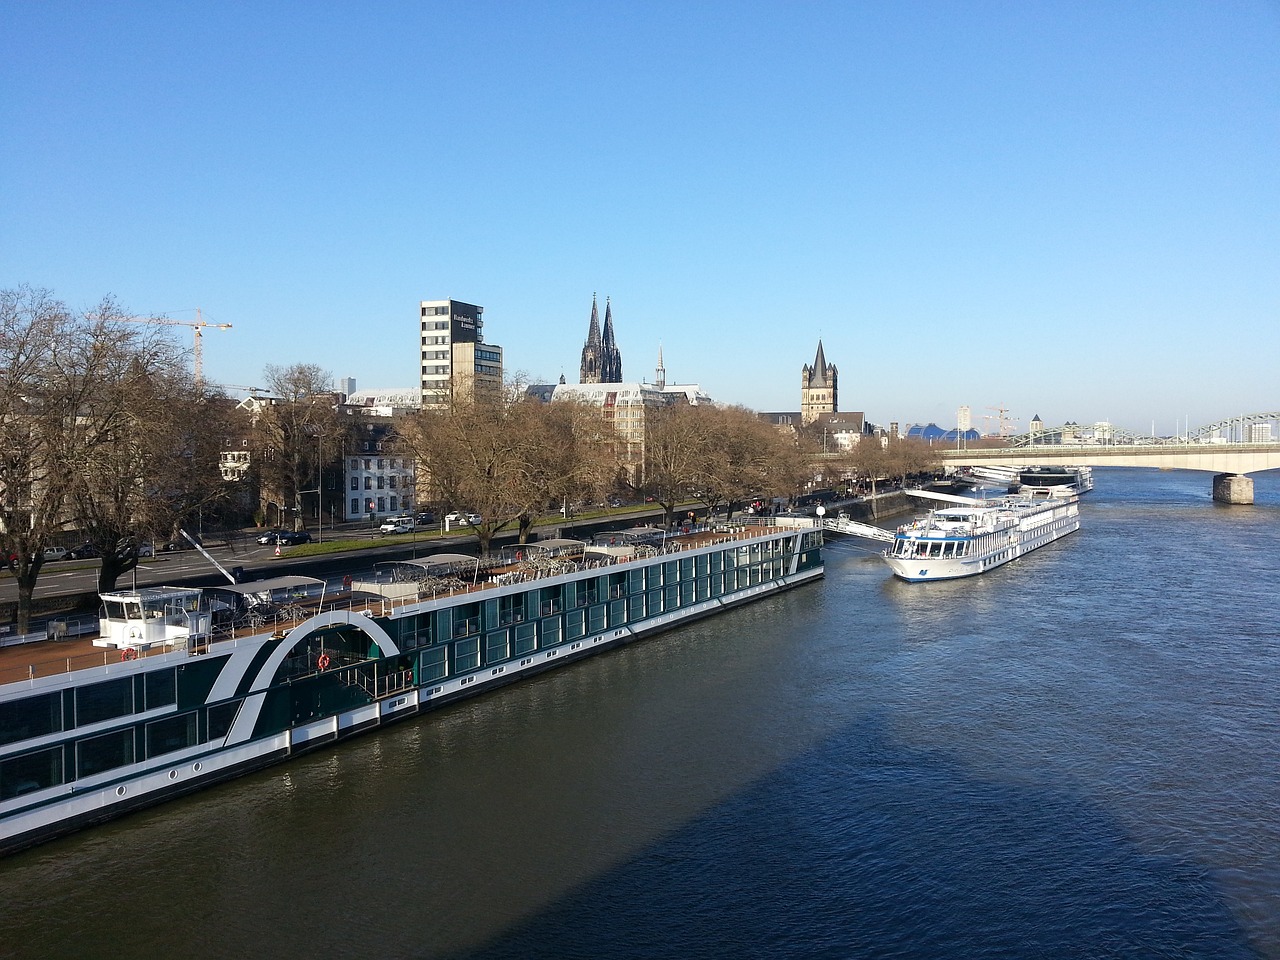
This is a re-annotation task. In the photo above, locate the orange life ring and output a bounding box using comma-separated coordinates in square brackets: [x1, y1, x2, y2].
[121, 647, 137, 661]
[317, 653, 331, 671]
[515, 551, 523, 562]
[342, 575, 352, 589]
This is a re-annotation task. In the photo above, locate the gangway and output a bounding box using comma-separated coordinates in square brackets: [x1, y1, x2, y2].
[823, 515, 895, 542]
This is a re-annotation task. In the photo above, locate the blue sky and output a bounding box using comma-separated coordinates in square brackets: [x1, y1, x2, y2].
[3, 1, 1277, 435]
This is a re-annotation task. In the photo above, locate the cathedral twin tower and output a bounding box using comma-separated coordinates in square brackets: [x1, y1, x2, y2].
[578, 294, 623, 384]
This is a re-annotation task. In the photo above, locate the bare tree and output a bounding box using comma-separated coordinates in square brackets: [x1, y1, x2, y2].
[396, 393, 616, 554]
[0, 288, 79, 631]
[640, 403, 709, 528]
[0, 290, 221, 625]
[684, 405, 805, 517]
[256, 363, 347, 531]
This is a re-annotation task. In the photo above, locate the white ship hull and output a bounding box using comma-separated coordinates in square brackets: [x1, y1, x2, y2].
[883, 493, 1080, 583]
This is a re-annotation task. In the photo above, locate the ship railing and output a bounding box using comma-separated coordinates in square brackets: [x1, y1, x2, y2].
[0, 523, 799, 684]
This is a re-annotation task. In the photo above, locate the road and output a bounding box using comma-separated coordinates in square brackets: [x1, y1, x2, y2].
[1, 508, 677, 611]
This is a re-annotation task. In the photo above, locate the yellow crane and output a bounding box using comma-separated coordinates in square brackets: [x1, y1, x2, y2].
[120, 308, 232, 384]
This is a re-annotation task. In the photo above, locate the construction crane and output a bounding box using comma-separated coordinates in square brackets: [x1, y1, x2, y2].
[984, 403, 1018, 438]
[120, 308, 231, 385]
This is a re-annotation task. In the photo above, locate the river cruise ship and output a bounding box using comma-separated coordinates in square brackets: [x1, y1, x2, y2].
[1012, 465, 1094, 497]
[825, 490, 1079, 582]
[0, 521, 823, 855]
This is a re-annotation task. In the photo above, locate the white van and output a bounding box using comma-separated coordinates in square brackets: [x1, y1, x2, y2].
[379, 516, 415, 534]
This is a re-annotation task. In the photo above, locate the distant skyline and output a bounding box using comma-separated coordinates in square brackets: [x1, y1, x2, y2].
[3, 2, 1277, 435]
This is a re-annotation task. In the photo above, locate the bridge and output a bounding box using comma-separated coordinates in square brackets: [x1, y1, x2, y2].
[938, 412, 1280, 504]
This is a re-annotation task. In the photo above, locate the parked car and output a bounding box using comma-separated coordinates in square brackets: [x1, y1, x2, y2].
[42, 546, 69, 562]
[414, 511, 436, 526]
[444, 511, 482, 527]
[379, 516, 415, 534]
[67, 542, 100, 560]
[136, 541, 154, 557]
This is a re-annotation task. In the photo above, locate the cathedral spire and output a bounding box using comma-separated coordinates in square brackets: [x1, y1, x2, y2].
[601, 297, 622, 381]
[580, 294, 603, 383]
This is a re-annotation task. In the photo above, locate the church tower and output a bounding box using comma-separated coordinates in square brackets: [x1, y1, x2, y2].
[800, 340, 838, 425]
[579, 294, 623, 384]
[579, 294, 603, 383]
[601, 298, 623, 382]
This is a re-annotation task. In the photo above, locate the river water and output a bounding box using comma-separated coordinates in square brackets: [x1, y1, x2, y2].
[2, 468, 1278, 960]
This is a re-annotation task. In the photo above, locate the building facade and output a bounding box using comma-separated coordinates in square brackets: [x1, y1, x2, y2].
[343, 420, 416, 521]
[800, 341, 838, 425]
[419, 299, 504, 408]
[579, 294, 623, 384]
[543, 380, 709, 482]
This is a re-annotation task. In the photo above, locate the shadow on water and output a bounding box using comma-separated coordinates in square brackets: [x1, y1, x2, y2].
[2, 468, 1277, 960]
[445, 710, 1260, 960]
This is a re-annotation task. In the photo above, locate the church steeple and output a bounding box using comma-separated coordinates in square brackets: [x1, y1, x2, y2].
[601, 297, 623, 382]
[579, 293, 623, 384]
[801, 339, 838, 425]
[579, 294, 603, 383]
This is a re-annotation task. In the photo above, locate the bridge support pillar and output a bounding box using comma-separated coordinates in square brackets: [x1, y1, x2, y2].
[1212, 473, 1254, 505]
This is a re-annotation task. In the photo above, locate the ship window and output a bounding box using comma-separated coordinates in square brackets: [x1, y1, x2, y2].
[627, 594, 645, 620]
[539, 617, 561, 646]
[76, 728, 135, 778]
[452, 603, 480, 638]
[608, 572, 627, 599]
[647, 589, 663, 613]
[485, 631, 509, 664]
[420, 646, 448, 682]
[207, 701, 241, 741]
[0, 691, 62, 746]
[498, 594, 524, 626]
[0, 745, 64, 800]
[565, 609, 585, 640]
[77, 677, 134, 727]
[453, 637, 479, 673]
[145, 712, 197, 758]
[145, 669, 177, 710]
[588, 604, 607, 634]
[514, 622, 536, 655]
[540, 585, 563, 616]
[664, 584, 679, 609]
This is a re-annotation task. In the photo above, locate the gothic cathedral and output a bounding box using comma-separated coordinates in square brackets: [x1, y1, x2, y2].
[800, 340, 837, 424]
[579, 294, 623, 383]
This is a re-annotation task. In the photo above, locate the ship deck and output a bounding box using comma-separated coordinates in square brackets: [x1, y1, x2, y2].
[0, 520, 808, 687]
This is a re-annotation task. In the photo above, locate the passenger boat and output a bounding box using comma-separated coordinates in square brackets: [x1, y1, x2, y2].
[0, 521, 824, 855]
[1011, 465, 1094, 497]
[824, 490, 1079, 582]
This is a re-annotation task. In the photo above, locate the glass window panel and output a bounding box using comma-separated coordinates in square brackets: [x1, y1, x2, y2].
[453, 638, 480, 673]
[145, 712, 197, 758]
[144, 669, 176, 710]
[77, 678, 134, 727]
[0, 746, 64, 800]
[420, 646, 448, 682]
[76, 728, 135, 778]
[0, 692, 61, 747]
